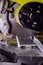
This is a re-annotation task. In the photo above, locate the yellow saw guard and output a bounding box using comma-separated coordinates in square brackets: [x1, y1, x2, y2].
[10, 0, 43, 5]
[10, 0, 43, 27]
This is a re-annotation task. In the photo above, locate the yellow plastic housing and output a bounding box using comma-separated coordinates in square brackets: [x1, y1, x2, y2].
[10, 0, 43, 6]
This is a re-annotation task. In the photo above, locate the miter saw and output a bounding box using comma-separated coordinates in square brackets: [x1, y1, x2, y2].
[0, 0, 43, 65]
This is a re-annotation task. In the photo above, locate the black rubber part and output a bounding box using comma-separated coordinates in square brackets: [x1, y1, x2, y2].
[19, 2, 43, 31]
